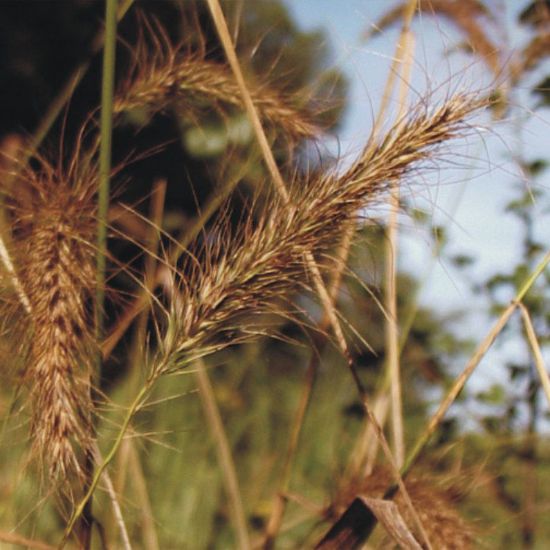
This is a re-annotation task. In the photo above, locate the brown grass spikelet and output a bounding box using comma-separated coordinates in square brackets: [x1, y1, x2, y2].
[368, 0, 501, 77]
[155, 93, 487, 373]
[7, 149, 98, 485]
[113, 21, 319, 141]
[333, 467, 477, 549]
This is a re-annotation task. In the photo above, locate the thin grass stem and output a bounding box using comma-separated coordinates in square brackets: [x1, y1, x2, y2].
[0, 531, 56, 550]
[400, 249, 550, 479]
[384, 4, 417, 467]
[206, 2, 432, 545]
[96, 0, 118, 347]
[60, 383, 151, 547]
[195, 358, 251, 550]
[93, 444, 132, 550]
[128, 443, 160, 550]
[519, 302, 550, 409]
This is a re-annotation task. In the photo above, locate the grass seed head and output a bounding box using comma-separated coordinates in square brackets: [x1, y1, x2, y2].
[113, 19, 320, 141]
[154, 93, 486, 374]
[6, 148, 98, 488]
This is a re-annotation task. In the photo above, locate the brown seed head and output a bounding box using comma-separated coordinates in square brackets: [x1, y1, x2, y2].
[8, 150, 97, 486]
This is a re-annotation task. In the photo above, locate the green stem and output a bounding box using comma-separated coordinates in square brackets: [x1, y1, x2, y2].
[19, 0, 134, 171]
[319, 251, 550, 549]
[59, 383, 151, 548]
[96, 0, 118, 348]
[74, 2, 118, 547]
[398, 249, 550, 479]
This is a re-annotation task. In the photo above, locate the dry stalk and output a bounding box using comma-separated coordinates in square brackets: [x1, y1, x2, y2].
[93, 444, 132, 550]
[384, 0, 418, 470]
[195, 358, 251, 550]
[401, 251, 550, 477]
[0, 530, 56, 550]
[265, 0, 419, 539]
[519, 302, 550, 409]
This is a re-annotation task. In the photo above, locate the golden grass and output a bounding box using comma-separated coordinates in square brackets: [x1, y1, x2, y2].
[0, 7, 509, 548]
[59, 89, 488, 545]
[7, 148, 97, 486]
[113, 22, 319, 142]
[152, 94, 487, 374]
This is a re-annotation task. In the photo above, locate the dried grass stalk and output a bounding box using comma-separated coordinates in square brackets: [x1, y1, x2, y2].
[8, 151, 97, 484]
[155, 94, 486, 373]
[113, 25, 319, 141]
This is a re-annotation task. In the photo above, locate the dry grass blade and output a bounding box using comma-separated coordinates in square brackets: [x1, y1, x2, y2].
[519, 302, 550, 409]
[113, 22, 318, 142]
[0, 234, 31, 314]
[126, 443, 160, 550]
[322, 467, 476, 549]
[93, 444, 132, 550]
[0, 135, 32, 313]
[195, 358, 251, 550]
[384, 0, 417, 469]
[0, 530, 56, 550]
[344, 497, 424, 549]
[403, 251, 550, 478]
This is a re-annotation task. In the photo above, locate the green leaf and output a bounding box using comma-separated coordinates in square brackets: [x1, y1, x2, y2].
[476, 384, 505, 405]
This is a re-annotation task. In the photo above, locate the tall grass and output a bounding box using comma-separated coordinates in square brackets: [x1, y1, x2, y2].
[0, 2, 548, 549]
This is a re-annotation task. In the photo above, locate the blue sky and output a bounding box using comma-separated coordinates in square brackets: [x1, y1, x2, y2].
[282, 1, 550, 403]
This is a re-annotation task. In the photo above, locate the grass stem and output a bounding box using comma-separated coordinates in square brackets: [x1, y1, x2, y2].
[206, 1, 432, 545]
[195, 359, 251, 550]
[96, 0, 118, 347]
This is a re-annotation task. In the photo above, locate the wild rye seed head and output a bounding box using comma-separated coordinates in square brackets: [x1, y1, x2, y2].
[153, 94, 487, 375]
[7, 150, 98, 485]
[113, 22, 320, 141]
